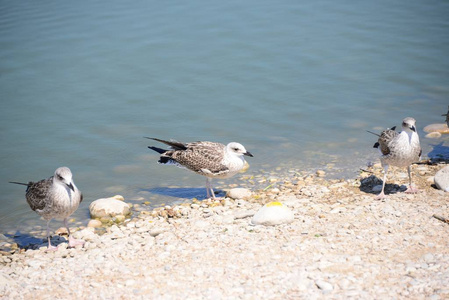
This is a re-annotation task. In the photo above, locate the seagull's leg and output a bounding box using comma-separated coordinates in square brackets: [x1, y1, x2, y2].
[376, 165, 388, 200]
[45, 219, 57, 251]
[205, 178, 211, 198]
[405, 165, 420, 194]
[206, 178, 216, 200]
[65, 218, 84, 248]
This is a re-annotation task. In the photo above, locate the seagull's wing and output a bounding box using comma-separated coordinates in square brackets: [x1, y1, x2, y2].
[25, 177, 52, 212]
[375, 128, 399, 156]
[168, 141, 229, 175]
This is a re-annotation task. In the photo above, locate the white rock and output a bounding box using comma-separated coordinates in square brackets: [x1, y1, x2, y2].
[250, 202, 294, 226]
[315, 280, 333, 291]
[0, 273, 12, 289]
[87, 219, 102, 228]
[226, 188, 252, 200]
[434, 166, 449, 192]
[89, 197, 131, 218]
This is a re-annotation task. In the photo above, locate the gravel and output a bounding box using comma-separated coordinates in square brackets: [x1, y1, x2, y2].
[1, 162, 448, 299]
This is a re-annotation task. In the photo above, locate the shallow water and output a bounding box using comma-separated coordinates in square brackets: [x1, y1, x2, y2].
[1, 1, 448, 234]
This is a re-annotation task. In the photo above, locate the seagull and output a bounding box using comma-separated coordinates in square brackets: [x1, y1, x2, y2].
[146, 137, 253, 199]
[10, 167, 84, 250]
[369, 117, 422, 199]
[443, 105, 449, 127]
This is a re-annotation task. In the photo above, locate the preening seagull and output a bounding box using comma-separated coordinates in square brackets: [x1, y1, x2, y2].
[146, 137, 253, 199]
[369, 117, 422, 199]
[10, 167, 84, 250]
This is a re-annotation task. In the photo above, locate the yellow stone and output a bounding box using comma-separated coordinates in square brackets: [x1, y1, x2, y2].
[266, 201, 283, 207]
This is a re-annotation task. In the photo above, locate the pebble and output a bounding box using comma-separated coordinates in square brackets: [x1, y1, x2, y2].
[434, 166, 449, 192]
[315, 280, 333, 291]
[87, 219, 102, 228]
[226, 188, 252, 200]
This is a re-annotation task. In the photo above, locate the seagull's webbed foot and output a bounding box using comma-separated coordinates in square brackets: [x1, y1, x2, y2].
[375, 192, 387, 200]
[45, 244, 58, 252]
[405, 186, 420, 194]
[68, 235, 85, 248]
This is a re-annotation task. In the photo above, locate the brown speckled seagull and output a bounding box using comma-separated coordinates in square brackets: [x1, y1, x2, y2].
[370, 117, 422, 199]
[146, 138, 253, 199]
[10, 167, 84, 250]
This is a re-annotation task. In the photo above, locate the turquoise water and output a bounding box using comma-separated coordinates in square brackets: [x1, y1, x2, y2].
[1, 1, 448, 234]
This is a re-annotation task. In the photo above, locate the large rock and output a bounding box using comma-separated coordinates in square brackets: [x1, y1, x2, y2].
[434, 166, 449, 192]
[423, 123, 449, 134]
[250, 202, 294, 226]
[89, 196, 131, 218]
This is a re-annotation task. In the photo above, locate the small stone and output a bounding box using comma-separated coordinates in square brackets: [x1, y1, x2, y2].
[226, 188, 252, 200]
[114, 215, 126, 223]
[434, 166, 449, 192]
[316, 170, 326, 177]
[423, 253, 435, 263]
[315, 280, 333, 291]
[89, 197, 131, 218]
[87, 219, 102, 228]
[250, 202, 294, 226]
[425, 132, 442, 139]
[234, 210, 256, 219]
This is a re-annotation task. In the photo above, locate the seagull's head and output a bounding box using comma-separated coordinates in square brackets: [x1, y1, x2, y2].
[54, 167, 75, 192]
[227, 142, 253, 157]
[402, 117, 417, 133]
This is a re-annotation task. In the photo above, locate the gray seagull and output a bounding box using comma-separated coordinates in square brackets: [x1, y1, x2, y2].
[10, 167, 84, 250]
[369, 117, 422, 199]
[146, 138, 253, 199]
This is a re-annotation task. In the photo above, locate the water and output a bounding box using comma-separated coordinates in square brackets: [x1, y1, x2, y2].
[1, 1, 448, 235]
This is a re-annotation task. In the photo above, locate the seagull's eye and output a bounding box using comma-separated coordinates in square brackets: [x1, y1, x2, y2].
[57, 175, 63, 180]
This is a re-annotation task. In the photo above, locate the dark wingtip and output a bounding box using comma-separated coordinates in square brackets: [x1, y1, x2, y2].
[148, 146, 167, 154]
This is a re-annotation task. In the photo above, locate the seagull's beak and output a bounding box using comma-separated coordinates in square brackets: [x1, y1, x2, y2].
[410, 125, 416, 132]
[244, 151, 253, 157]
[67, 182, 75, 192]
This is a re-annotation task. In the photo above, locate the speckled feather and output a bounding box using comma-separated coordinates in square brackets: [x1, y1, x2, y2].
[374, 126, 398, 156]
[25, 177, 53, 212]
[160, 141, 230, 176]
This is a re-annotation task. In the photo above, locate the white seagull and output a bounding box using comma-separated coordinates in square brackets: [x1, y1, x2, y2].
[146, 137, 253, 199]
[10, 167, 84, 250]
[370, 117, 422, 199]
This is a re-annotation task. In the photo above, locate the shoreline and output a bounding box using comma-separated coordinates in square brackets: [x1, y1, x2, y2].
[1, 161, 448, 298]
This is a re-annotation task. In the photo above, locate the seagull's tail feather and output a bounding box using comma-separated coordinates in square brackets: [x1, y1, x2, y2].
[144, 137, 187, 150]
[366, 130, 380, 137]
[148, 146, 167, 154]
[9, 181, 30, 186]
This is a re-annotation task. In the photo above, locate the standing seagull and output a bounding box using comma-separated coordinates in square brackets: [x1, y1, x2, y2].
[10, 167, 84, 250]
[146, 138, 253, 199]
[370, 117, 422, 199]
[443, 105, 449, 127]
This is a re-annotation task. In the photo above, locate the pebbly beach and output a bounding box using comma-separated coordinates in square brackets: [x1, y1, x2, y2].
[1, 159, 448, 299]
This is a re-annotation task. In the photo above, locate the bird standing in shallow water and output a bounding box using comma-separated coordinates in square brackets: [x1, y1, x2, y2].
[146, 138, 253, 199]
[10, 167, 84, 250]
[371, 117, 422, 199]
